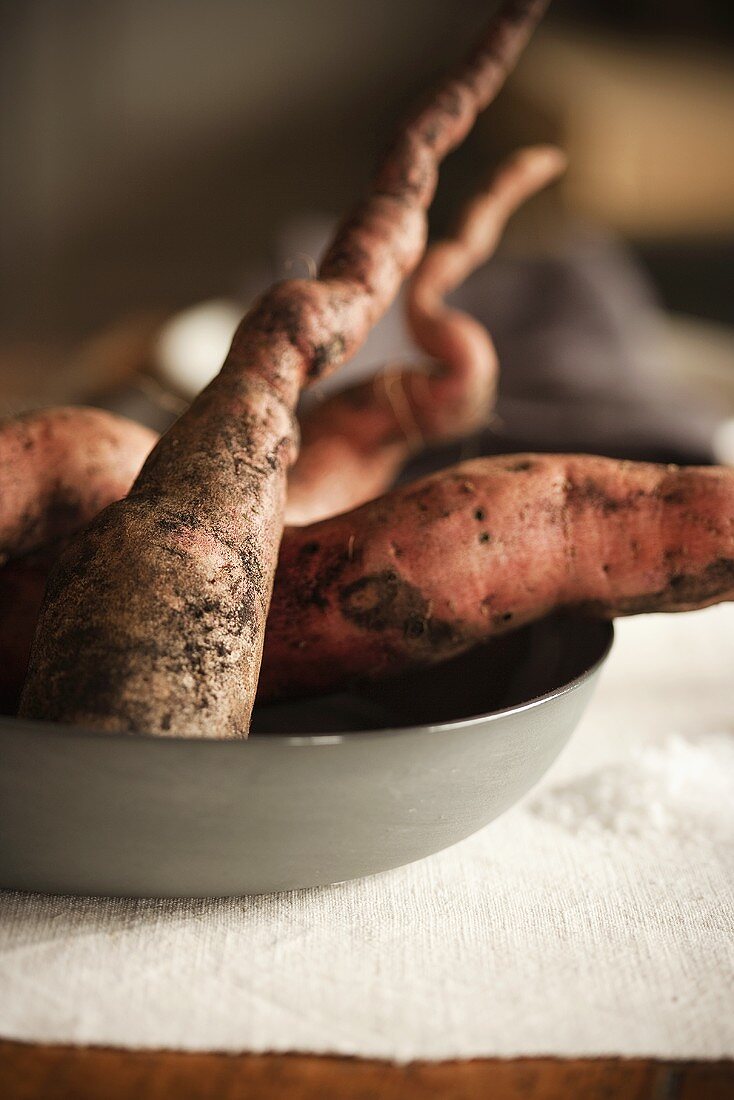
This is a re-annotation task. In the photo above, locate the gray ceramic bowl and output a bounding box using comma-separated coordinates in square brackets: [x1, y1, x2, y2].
[0, 615, 612, 898]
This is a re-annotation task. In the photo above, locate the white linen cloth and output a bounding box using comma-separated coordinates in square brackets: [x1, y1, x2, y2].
[0, 605, 732, 1059]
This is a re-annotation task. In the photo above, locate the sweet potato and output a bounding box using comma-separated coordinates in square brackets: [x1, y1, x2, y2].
[3, 449, 733, 711]
[0, 407, 156, 712]
[19, 0, 550, 736]
[0, 407, 156, 563]
[259, 454, 734, 701]
[0, 547, 58, 714]
[286, 146, 565, 525]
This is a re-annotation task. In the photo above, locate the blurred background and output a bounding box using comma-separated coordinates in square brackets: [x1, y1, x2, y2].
[1, 0, 733, 463]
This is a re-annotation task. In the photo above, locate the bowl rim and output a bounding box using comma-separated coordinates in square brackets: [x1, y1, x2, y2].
[0, 621, 614, 749]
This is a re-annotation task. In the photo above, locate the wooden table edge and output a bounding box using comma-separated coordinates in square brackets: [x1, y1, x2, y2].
[1, 1041, 732, 1100]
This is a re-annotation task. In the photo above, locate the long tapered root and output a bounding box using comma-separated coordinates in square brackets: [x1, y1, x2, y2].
[406, 144, 566, 432]
[20, 1, 551, 736]
[286, 144, 565, 525]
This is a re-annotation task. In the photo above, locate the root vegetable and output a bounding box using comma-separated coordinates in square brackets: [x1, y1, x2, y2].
[0, 407, 156, 712]
[0, 547, 58, 714]
[0, 407, 156, 563]
[286, 146, 565, 525]
[3, 449, 733, 711]
[259, 454, 734, 702]
[19, 0, 550, 737]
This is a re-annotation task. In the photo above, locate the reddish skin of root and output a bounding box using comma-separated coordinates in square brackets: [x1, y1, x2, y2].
[286, 146, 565, 526]
[20, 0, 550, 737]
[0, 408, 155, 713]
[3, 450, 733, 711]
[258, 455, 734, 702]
[0, 407, 156, 562]
[0, 548, 57, 714]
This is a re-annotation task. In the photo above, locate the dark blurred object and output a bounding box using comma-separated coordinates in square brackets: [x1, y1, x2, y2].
[0, 0, 487, 340]
[2, 0, 731, 466]
[555, 1, 734, 39]
[402, 231, 724, 477]
[3, 0, 733, 347]
[637, 239, 734, 325]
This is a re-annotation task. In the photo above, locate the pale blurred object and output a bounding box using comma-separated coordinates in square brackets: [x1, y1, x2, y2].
[153, 299, 241, 399]
[664, 313, 734, 466]
[504, 28, 734, 238]
[712, 419, 734, 466]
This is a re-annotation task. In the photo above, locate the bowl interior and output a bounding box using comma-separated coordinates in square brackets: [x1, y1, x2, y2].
[251, 613, 612, 736]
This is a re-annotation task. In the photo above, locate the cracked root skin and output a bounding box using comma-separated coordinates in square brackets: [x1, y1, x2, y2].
[258, 455, 734, 702]
[19, 0, 549, 737]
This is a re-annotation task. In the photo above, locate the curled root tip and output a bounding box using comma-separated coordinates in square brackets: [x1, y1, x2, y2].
[516, 143, 568, 182]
